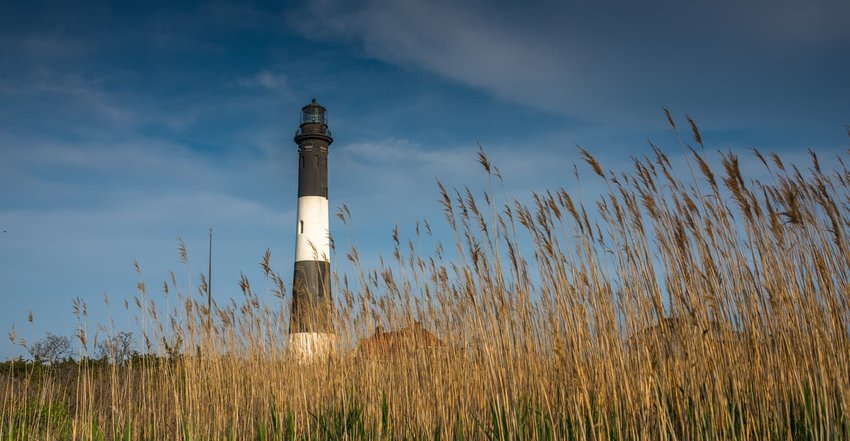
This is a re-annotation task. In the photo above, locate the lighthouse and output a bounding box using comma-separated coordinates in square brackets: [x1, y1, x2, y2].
[289, 98, 335, 360]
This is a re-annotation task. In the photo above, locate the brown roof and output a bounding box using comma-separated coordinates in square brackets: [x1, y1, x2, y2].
[356, 322, 445, 358]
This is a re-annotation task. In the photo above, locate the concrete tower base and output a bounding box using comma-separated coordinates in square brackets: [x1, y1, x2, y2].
[288, 332, 337, 363]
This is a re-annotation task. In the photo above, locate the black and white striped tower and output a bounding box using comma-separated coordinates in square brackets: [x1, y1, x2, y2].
[289, 98, 335, 360]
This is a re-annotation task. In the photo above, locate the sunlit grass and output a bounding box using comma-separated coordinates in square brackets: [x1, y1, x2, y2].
[2, 115, 849, 439]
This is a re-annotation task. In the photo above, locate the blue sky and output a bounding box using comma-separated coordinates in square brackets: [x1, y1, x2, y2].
[1, 0, 849, 358]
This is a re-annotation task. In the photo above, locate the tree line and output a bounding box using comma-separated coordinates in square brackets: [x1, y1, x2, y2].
[12, 331, 137, 365]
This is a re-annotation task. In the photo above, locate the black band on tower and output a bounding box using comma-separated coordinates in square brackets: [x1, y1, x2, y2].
[297, 144, 329, 198]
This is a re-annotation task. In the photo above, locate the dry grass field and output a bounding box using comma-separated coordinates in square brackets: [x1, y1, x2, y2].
[2, 118, 849, 439]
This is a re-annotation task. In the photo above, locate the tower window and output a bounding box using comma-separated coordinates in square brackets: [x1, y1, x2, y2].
[300, 155, 305, 168]
[314, 154, 319, 168]
[299, 220, 304, 234]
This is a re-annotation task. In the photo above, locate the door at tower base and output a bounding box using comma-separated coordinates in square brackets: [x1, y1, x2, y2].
[288, 332, 337, 362]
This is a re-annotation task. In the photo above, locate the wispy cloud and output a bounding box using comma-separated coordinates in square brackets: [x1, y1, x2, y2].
[288, 0, 850, 128]
[237, 69, 292, 97]
[339, 139, 474, 172]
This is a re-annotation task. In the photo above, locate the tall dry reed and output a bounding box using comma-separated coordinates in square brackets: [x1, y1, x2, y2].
[2, 116, 849, 439]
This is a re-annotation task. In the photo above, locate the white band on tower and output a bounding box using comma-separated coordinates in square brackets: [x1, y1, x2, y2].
[295, 196, 330, 262]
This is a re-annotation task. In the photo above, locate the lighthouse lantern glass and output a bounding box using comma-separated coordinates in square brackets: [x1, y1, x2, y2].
[301, 106, 327, 125]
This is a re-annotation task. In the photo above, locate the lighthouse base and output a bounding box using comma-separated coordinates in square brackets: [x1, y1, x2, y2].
[287, 332, 337, 363]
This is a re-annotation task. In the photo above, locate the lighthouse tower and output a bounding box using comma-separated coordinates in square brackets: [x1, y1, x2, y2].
[289, 98, 335, 360]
